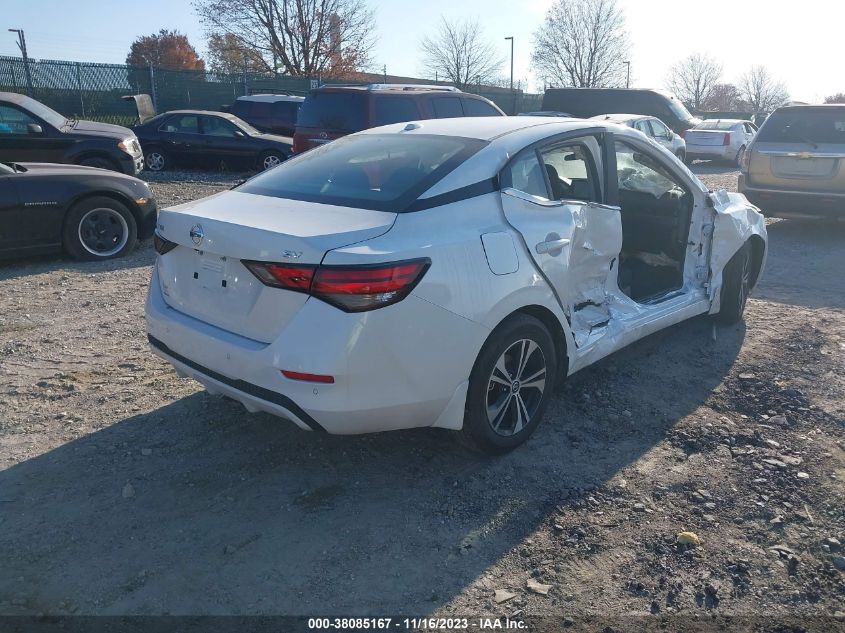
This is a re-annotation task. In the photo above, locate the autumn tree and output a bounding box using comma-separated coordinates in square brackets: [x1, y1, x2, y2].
[700, 83, 744, 111]
[666, 53, 722, 110]
[207, 33, 267, 74]
[738, 65, 789, 112]
[532, 0, 630, 88]
[419, 17, 502, 90]
[126, 29, 205, 70]
[824, 92, 845, 104]
[194, 0, 376, 79]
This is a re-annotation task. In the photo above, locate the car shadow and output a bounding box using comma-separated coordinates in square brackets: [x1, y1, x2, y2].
[754, 218, 845, 309]
[0, 315, 744, 615]
[0, 240, 155, 283]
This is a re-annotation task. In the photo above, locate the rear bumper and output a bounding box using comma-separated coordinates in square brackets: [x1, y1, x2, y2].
[145, 265, 485, 434]
[686, 145, 734, 160]
[738, 174, 845, 218]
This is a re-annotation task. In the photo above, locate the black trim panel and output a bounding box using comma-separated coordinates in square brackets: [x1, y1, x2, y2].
[148, 335, 327, 433]
[405, 177, 498, 212]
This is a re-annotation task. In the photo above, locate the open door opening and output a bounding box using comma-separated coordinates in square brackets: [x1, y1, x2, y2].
[613, 140, 693, 302]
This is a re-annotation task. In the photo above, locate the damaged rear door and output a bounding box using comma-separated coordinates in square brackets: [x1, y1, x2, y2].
[500, 134, 623, 348]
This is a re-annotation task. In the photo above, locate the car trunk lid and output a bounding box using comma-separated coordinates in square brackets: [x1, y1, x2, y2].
[685, 130, 729, 146]
[748, 143, 845, 193]
[155, 190, 396, 342]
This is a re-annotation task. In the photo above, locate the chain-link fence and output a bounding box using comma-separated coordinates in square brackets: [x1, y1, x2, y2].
[0, 55, 543, 124]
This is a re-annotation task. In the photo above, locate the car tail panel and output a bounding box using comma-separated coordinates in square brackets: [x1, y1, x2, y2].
[685, 130, 730, 146]
[154, 191, 396, 341]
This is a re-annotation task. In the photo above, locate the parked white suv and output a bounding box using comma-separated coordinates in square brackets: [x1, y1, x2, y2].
[147, 117, 767, 453]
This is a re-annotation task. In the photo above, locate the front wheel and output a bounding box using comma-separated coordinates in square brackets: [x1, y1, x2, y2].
[78, 156, 118, 171]
[145, 148, 168, 172]
[63, 196, 138, 261]
[715, 242, 752, 324]
[259, 150, 286, 171]
[459, 314, 557, 454]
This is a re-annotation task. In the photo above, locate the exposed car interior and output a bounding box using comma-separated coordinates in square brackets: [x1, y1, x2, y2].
[614, 140, 692, 301]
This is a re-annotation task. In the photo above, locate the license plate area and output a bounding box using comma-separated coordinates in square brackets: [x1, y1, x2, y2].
[194, 250, 229, 291]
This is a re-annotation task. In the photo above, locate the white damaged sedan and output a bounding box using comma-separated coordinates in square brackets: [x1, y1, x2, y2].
[146, 117, 767, 453]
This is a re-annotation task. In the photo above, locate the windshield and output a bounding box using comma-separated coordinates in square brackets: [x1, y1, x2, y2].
[0, 162, 14, 175]
[757, 109, 845, 145]
[228, 114, 261, 136]
[696, 120, 739, 130]
[298, 92, 367, 132]
[237, 133, 488, 212]
[18, 96, 67, 128]
[665, 97, 695, 123]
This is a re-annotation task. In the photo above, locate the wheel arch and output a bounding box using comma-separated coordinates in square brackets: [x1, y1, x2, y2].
[488, 304, 571, 382]
[70, 151, 120, 170]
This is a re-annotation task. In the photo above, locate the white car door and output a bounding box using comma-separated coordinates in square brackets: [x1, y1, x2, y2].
[648, 118, 674, 151]
[499, 135, 623, 346]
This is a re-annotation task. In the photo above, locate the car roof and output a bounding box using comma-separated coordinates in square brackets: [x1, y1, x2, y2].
[236, 94, 304, 102]
[590, 113, 647, 123]
[0, 91, 34, 104]
[697, 118, 747, 124]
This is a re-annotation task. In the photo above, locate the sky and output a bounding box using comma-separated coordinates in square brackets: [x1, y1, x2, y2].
[0, 0, 840, 103]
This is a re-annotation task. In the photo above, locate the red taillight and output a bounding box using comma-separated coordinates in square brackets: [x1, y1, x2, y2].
[242, 261, 316, 292]
[243, 258, 430, 312]
[680, 129, 687, 139]
[153, 233, 178, 255]
[281, 370, 335, 384]
[722, 133, 731, 145]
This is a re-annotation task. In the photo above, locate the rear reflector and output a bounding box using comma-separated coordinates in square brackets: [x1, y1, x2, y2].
[153, 233, 178, 255]
[243, 258, 431, 312]
[281, 370, 335, 384]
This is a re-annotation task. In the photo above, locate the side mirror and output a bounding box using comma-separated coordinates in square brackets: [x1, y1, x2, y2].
[27, 123, 43, 135]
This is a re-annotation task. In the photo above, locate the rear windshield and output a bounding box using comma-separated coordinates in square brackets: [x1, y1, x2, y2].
[757, 109, 845, 144]
[237, 133, 488, 212]
[696, 120, 738, 130]
[298, 92, 367, 132]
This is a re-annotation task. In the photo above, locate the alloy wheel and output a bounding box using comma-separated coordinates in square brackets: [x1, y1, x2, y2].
[263, 154, 283, 170]
[77, 207, 129, 257]
[147, 152, 165, 171]
[486, 338, 547, 437]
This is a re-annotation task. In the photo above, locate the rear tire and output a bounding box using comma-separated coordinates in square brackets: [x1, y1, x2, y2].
[715, 241, 752, 325]
[459, 314, 557, 454]
[735, 145, 746, 168]
[63, 196, 138, 261]
[259, 150, 286, 171]
[675, 149, 686, 163]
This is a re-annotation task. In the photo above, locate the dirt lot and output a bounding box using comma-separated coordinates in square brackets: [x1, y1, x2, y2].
[0, 164, 843, 629]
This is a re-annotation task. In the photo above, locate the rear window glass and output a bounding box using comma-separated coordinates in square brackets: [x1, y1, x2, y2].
[757, 109, 845, 144]
[696, 120, 738, 130]
[372, 96, 421, 126]
[463, 98, 501, 117]
[297, 92, 366, 132]
[432, 97, 464, 118]
[237, 133, 487, 212]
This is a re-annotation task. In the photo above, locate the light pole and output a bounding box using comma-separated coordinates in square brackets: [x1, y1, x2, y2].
[623, 60, 631, 89]
[504, 36, 514, 114]
[8, 29, 33, 97]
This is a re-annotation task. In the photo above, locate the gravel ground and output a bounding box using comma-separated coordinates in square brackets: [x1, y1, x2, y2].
[0, 163, 843, 630]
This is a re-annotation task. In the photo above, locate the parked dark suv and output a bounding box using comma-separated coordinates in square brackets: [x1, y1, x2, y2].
[225, 94, 304, 136]
[0, 92, 144, 175]
[541, 88, 701, 134]
[293, 84, 505, 153]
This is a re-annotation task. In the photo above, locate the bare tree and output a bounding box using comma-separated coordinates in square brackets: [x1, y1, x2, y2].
[419, 17, 503, 90]
[824, 92, 845, 104]
[666, 53, 722, 110]
[700, 83, 743, 111]
[738, 65, 789, 112]
[194, 0, 377, 79]
[531, 0, 630, 89]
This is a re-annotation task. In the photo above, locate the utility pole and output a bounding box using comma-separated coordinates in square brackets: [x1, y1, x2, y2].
[8, 29, 33, 97]
[623, 60, 631, 89]
[504, 36, 514, 114]
[383, 64, 387, 83]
